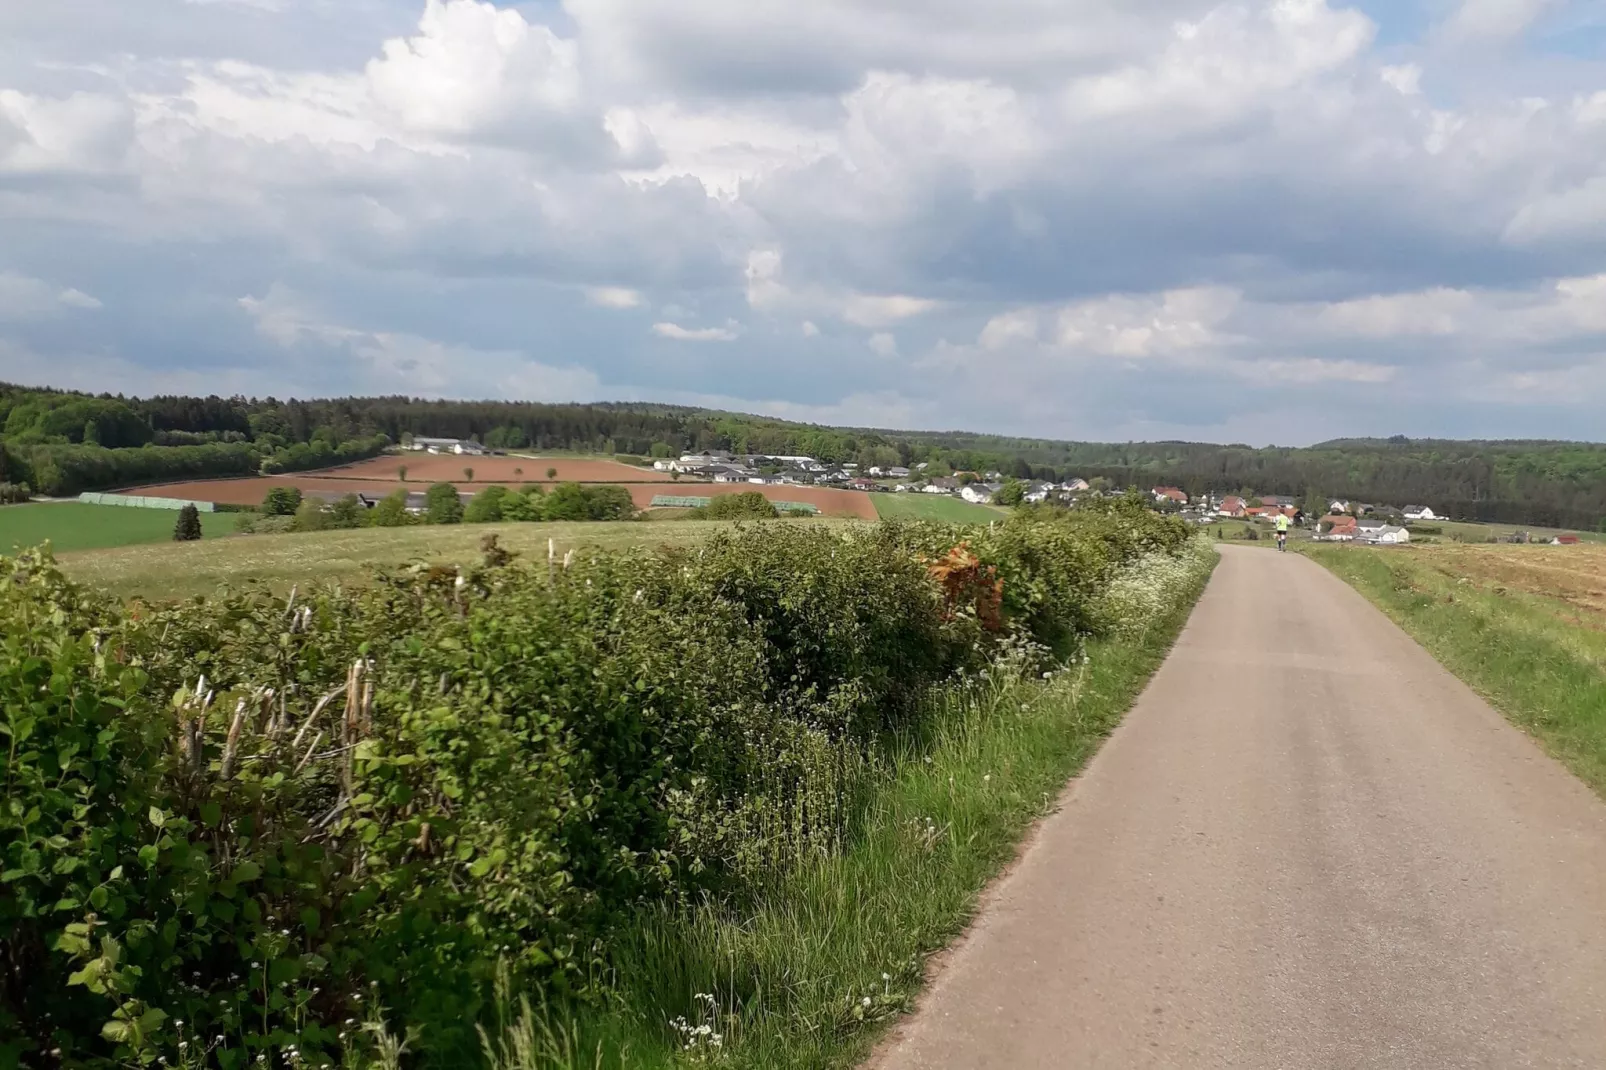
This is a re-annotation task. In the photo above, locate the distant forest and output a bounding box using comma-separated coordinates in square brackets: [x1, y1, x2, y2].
[2, 382, 1605, 529]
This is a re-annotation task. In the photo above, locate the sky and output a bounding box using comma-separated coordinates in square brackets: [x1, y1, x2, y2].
[1, 0, 1605, 446]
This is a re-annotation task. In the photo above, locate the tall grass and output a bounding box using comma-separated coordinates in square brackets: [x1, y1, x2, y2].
[477, 538, 1218, 1068]
[1308, 546, 1606, 796]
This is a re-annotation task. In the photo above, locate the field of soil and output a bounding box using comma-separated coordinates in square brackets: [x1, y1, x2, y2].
[302, 455, 676, 485]
[1418, 543, 1606, 621]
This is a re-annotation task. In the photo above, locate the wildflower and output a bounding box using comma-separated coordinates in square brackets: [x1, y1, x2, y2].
[861, 996, 872, 1008]
[883, 973, 891, 981]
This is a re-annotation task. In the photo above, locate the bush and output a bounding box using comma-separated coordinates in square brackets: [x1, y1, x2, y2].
[370, 489, 413, 528]
[293, 498, 331, 532]
[464, 486, 510, 524]
[0, 507, 1192, 1066]
[262, 486, 303, 516]
[425, 483, 463, 525]
[328, 494, 365, 530]
[694, 492, 777, 520]
[0, 481, 30, 505]
[172, 504, 202, 541]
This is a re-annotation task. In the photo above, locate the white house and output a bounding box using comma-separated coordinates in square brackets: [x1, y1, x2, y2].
[1402, 505, 1439, 521]
[1063, 478, 1091, 492]
[924, 477, 960, 494]
[888, 466, 911, 478]
[1362, 524, 1411, 544]
[962, 482, 1003, 504]
[411, 436, 485, 456]
[1329, 500, 1351, 514]
[1024, 482, 1054, 503]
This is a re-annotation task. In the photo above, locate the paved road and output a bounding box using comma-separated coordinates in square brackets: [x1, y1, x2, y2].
[872, 545, 1606, 1069]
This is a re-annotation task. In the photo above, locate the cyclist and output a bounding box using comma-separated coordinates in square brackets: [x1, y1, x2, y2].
[1275, 511, 1290, 551]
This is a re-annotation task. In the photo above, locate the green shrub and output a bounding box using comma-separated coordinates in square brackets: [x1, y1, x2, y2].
[464, 486, 510, 524]
[172, 504, 202, 541]
[0, 507, 1191, 1066]
[262, 486, 302, 516]
[425, 483, 463, 525]
[694, 492, 777, 520]
[370, 489, 412, 528]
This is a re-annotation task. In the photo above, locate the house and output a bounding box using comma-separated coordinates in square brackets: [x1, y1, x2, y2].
[1218, 496, 1247, 518]
[1320, 515, 1358, 541]
[1402, 505, 1439, 521]
[849, 478, 880, 492]
[411, 436, 485, 456]
[712, 469, 749, 484]
[1063, 478, 1091, 493]
[888, 466, 911, 478]
[867, 466, 885, 477]
[1329, 500, 1351, 514]
[962, 482, 1002, 504]
[1553, 535, 1581, 545]
[915, 462, 930, 471]
[1372, 525, 1411, 545]
[1024, 482, 1054, 503]
[1152, 486, 1188, 505]
[924, 477, 961, 494]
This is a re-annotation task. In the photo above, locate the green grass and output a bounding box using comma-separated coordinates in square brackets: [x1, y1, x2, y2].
[1413, 518, 1606, 544]
[872, 494, 1004, 523]
[56, 518, 861, 602]
[1307, 546, 1606, 796]
[493, 545, 1218, 1069]
[0, 502, 229, 555]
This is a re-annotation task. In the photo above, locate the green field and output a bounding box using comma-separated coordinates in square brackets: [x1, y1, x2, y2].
[872, 493, 1004, 523]
[58, 518, 860, 601]
[1411, 518, 1606, 544]
[0, 502, 228, 555]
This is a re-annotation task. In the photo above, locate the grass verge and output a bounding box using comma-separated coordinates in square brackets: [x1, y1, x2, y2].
[488, 541, 1218, 1070]
[1306, 545, 1606, 797]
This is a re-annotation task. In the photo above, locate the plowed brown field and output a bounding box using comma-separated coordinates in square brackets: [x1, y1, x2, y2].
[303, 455, 674, 485]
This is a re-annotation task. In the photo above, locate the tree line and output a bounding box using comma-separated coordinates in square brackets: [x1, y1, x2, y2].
[3, 382, 1605, 528]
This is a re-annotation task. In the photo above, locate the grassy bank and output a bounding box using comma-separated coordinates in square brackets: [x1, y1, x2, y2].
[1307, 545, 1606, 796]
[0, 501, 228, 554]
[60, 518, 858, 601]
[871, 495, 1004, 523]
[492, 540, 1219, 1069]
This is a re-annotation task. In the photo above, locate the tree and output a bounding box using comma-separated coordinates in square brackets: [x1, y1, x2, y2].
[371, 489, 410, 527]
[463, 467, 475, 483]
[293, 499, 330, 532]
[425, 482, 463, 524]
[262, 486, 302, 516]
[464, 485, 509, 523]
[514, 467, 524, 479]
[328, 494, 365, 529]
[398, 465, 408, 483]
[83, 419, 101, 447]
[500, 487, 544, 522]
[546, 467, 558, 480]
[1303, 487, 1326, 519]
[649, 442, 673, 458]
[994, 479, 1026, 507]
[173, 504, 203, 541]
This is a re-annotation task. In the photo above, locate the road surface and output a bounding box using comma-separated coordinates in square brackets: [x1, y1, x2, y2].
[871, 545, 1606, 1069]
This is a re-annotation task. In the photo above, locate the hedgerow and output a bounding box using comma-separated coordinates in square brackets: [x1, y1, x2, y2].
[1, 498, 1188, 1067]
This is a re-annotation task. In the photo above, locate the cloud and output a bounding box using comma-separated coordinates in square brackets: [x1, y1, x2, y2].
[652, 320, 741, 342]
[585, 286, 642, 309]
[3, 0, 1606, 443]
[0, 273, 103, 319]
[843, 293, 940, 328]
[1441, 0, 1562, 42]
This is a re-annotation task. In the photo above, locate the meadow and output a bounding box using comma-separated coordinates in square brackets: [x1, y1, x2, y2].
[871, 493, 1005, 523]
[1410, 518, 1606, 544]
[5, 501, 1208, 1070]
[0, 501, 227, 554]
[1307, 542, 1606, 796]
[59, 518, 833, 601]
